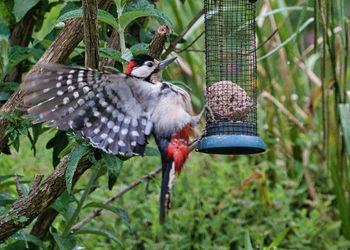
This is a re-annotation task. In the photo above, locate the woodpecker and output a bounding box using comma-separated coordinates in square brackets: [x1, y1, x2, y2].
[21, 54, 202, 224]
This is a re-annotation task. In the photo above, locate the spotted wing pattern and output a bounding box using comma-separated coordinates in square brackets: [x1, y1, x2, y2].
[22, 63, 156, 156]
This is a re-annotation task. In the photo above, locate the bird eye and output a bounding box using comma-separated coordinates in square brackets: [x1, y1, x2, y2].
[146, 62, 154, 67]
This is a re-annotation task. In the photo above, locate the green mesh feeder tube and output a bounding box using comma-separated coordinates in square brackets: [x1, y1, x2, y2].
[198, 0, 265, 154]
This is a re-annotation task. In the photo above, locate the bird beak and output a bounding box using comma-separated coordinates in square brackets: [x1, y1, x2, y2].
[158, 56, 177, 70]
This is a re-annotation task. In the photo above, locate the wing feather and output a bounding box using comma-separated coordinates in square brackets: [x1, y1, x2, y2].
[22, 63, 159, 156]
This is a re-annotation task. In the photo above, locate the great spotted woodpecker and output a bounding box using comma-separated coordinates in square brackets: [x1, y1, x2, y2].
[21, 54, 202, 223]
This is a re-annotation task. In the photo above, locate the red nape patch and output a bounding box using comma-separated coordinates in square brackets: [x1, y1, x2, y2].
[125, 61, 137, 75]
[166, 123, 193, 174]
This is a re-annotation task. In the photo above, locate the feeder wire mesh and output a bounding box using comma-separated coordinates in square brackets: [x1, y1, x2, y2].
[199, 0, 265, 154]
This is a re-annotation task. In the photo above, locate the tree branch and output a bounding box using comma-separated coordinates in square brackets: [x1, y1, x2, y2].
[0, 154, 93, 242]
[148, 25, 170, 59]
[71, 167, 161, 230]
[161, 9, 204, 59]
[29, 160, 91, 241]
[82, 0, 99, 68]
[29, 208, 58, 241]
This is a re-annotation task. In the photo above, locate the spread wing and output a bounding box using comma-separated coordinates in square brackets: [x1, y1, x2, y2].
[21, 63, 158, 156]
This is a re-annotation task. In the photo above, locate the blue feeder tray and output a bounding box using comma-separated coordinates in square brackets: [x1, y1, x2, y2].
[198, 122, 266, 155]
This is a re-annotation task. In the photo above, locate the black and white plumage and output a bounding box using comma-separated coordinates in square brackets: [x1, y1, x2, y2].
[22, 64, 161, 156]
[22, 54, 201, 223]
[22, 55, 194, 156]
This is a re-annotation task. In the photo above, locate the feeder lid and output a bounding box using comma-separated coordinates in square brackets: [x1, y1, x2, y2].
[198, 134, 266, 155]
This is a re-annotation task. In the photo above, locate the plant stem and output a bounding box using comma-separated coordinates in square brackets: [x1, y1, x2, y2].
[119, 26, 127, 71]
[62, 162, 102, 237]
[116, 1, 127, 71]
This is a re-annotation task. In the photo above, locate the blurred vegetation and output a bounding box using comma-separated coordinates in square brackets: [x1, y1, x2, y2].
[1, 0, 350, 249]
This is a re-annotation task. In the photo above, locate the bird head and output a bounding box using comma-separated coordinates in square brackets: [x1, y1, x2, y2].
[126, 54, 177, 82]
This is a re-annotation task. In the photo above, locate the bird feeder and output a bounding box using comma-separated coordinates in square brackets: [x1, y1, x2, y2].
[198, 0, 266, 154]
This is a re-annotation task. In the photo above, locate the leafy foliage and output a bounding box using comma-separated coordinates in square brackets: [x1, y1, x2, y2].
[0, 0, 350, 249]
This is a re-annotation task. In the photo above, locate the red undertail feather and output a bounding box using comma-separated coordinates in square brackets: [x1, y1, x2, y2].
[125, 61, 137, 75]
[166, 124, 192, 174]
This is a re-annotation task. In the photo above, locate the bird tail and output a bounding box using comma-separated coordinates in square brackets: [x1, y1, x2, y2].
[156, 124, 191, 224]
[159, 155, 175, 224]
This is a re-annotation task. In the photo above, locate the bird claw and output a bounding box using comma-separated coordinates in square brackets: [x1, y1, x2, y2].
[205, 105, 216, 122]
[188, 137, 200, 147]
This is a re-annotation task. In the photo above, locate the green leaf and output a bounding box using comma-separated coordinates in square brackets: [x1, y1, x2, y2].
[96, 9, 119, 30]
[102, 152, 123, 190]
[54, 9, 118, 32]
[0, 1, 15, 28]
[122, 0, 173, 30]
[51, 233, 76, 250]
[0, 111, 13, 122]
[130, 43, 148, 54]
[340, 104, 350, 158]
[256, 7, 314, 21]
[84, 202, 131, 229]
[0, 175, 15, 184]
[13, 0, 39, 22]
[51, 190, 74, 214]
[0, 82, 20, 91]
[54, 9, 82, 26]
[0, 40, 8, 80]
[66, 144, 87, 193]
[12, 233, 47, 250]
[266, 228, 289, 249]
[0, 82, 20, 101]
[0, 92, 11, 101]
[12, 133, 20, 152]
[144, 146, 160, 157]
[47, 131, 69, 168]
[99, 48, 123, 62]
[257, 18, 314, 62]
[29, 123, 42, 156]
[244, 231, 253, 250]
[0, 193, 15, 206]
[336, 104, 350, 237]
[73, 227, 122, 246]
[121, 48, 133, 61]
[7, 46, 43, 73]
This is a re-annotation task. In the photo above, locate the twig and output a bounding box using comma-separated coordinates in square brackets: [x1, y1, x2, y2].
[82, 0, 99, 69]
[175, 23, 278, 55]
[261, 91, 323, 156]
[14, 174, 23, 198]
[175, 49, 205, 53]
[148, 25, 170, 59]
[304, 168, 318, 202]
[175, 31, 204, 54]
[162, 9, 205, 59]
[261, 91, 307, 133]
[71, 167, 161, 230]
[29, 174, 44, 194]
[254, 28, 279, 53]
[239, 170, 263, 191]
[302, 148, 318, 202]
